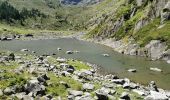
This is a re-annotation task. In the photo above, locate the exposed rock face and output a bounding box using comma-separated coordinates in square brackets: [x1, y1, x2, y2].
[161, 1, 170, 23]
[134, 18, 149, 32]
[136, 0, 146, 7]
[145, 40, 167, 60]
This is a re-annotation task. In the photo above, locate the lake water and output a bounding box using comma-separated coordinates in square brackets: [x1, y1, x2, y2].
[0, 38, 170, 89]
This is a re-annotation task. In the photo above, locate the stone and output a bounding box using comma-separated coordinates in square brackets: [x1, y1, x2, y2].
[68, 90, 83, 97]
[103, 83, 115, 88]
[111, 79, 125, 85]
[128, 69, 137, 73]
[133, 89, 146, 96]
[95, 89, 109, 100]
[66, 51, 74, 54]
[102, 54, 110, 57]
[9, 53, 15, 61]
[148, 81, 159, 92]
[21, 49, 29, 52]
[25, 80, 46, 96]
[25, 34, 33, 37]
[82, 83, 94, 91]
[23, 95, 34, 100]
[0, 89, 3, 96]
[56, 58, 67, 63]
[57, 48, 62, 51]
[60, 81, 70, 88]
[145, 40, 167, 60]
[120, 92, 130, 100]
[167, 60, 170, 64]
[150, 67, 162, 72]
[15, 92, 26, 99]
[144, 91, 168, 100]
[4, 87, 13, 95]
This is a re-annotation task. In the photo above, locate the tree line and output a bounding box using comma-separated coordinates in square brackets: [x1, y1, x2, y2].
[0, 1, 47, 23]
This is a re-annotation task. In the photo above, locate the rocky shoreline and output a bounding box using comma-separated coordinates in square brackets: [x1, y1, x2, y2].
[81, 37, 170, 64]
[0, 51, 170, 100]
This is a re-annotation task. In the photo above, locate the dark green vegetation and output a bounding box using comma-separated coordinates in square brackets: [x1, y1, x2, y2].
[0, 0, 93, 31]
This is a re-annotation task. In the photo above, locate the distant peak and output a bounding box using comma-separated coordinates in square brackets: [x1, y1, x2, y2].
[60, 0, 102, 5]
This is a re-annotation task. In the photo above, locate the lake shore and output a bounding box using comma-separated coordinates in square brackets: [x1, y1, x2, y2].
[0, 51, 169, 99]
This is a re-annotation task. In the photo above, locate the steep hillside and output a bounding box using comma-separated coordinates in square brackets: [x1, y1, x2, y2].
[86, 0, 170, 61]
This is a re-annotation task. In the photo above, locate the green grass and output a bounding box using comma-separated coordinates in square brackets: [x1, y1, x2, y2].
[133, 19, 170, 48]
[46, 72, 82, 98]
[68, 60, 91, 70]
[0, 71, 31, 89]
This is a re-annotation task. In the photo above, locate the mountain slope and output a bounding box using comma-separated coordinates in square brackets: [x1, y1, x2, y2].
[85, 0, 170, 61]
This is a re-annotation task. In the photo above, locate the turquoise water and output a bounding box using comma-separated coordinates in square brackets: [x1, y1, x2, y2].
[0, 38, 170, 89]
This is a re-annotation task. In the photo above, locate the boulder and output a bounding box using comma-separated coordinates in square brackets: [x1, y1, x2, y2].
[24, 80, 46, 96]
[15, 92, 26, 99]
[167, 60, 170, 64]
[102, 54, 110, 57]
[37, 74, 50, 83]
[22, 95, 34, 100]
[95, 89, 109, 100]
[25, 34, 33, 37]
[66, 51, 74, 54]
[57, 48, 62, 51]
[82, 83, 94, 91]
[128, 69, 137, 73]
[120, 92, 130, 100]
[148, 81, 159, 92]
[21, 49, 29, 52]
[133, 89, 146, 96]
[9, 53, 15, 61]
[111, 79, 125, 85]
[150, 67, 162, 72]
[56, 58, 67, 63]
[145, 91, 168, 100]
[103, 83, 115, 88]
[4, 87, 13, 95]
[145, 40, 167, 60]
[68, 90, 83, 97]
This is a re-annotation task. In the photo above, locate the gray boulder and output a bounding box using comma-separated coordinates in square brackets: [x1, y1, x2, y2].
[82, 83, 94, 91]
[145, 40, 167, 60]
[145, 91, 168, 100]
[23, 95, 34, 100]
[128, 69, 137, 73]
[68, 90, 83, 97]
[24, 80, 46, 96]
[111, 79, 125, 85]
[148, 81, 159, 92]
[4, 87, 13, 95]
[95, 89, 108, 100]
[120, 92, 130, 100]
